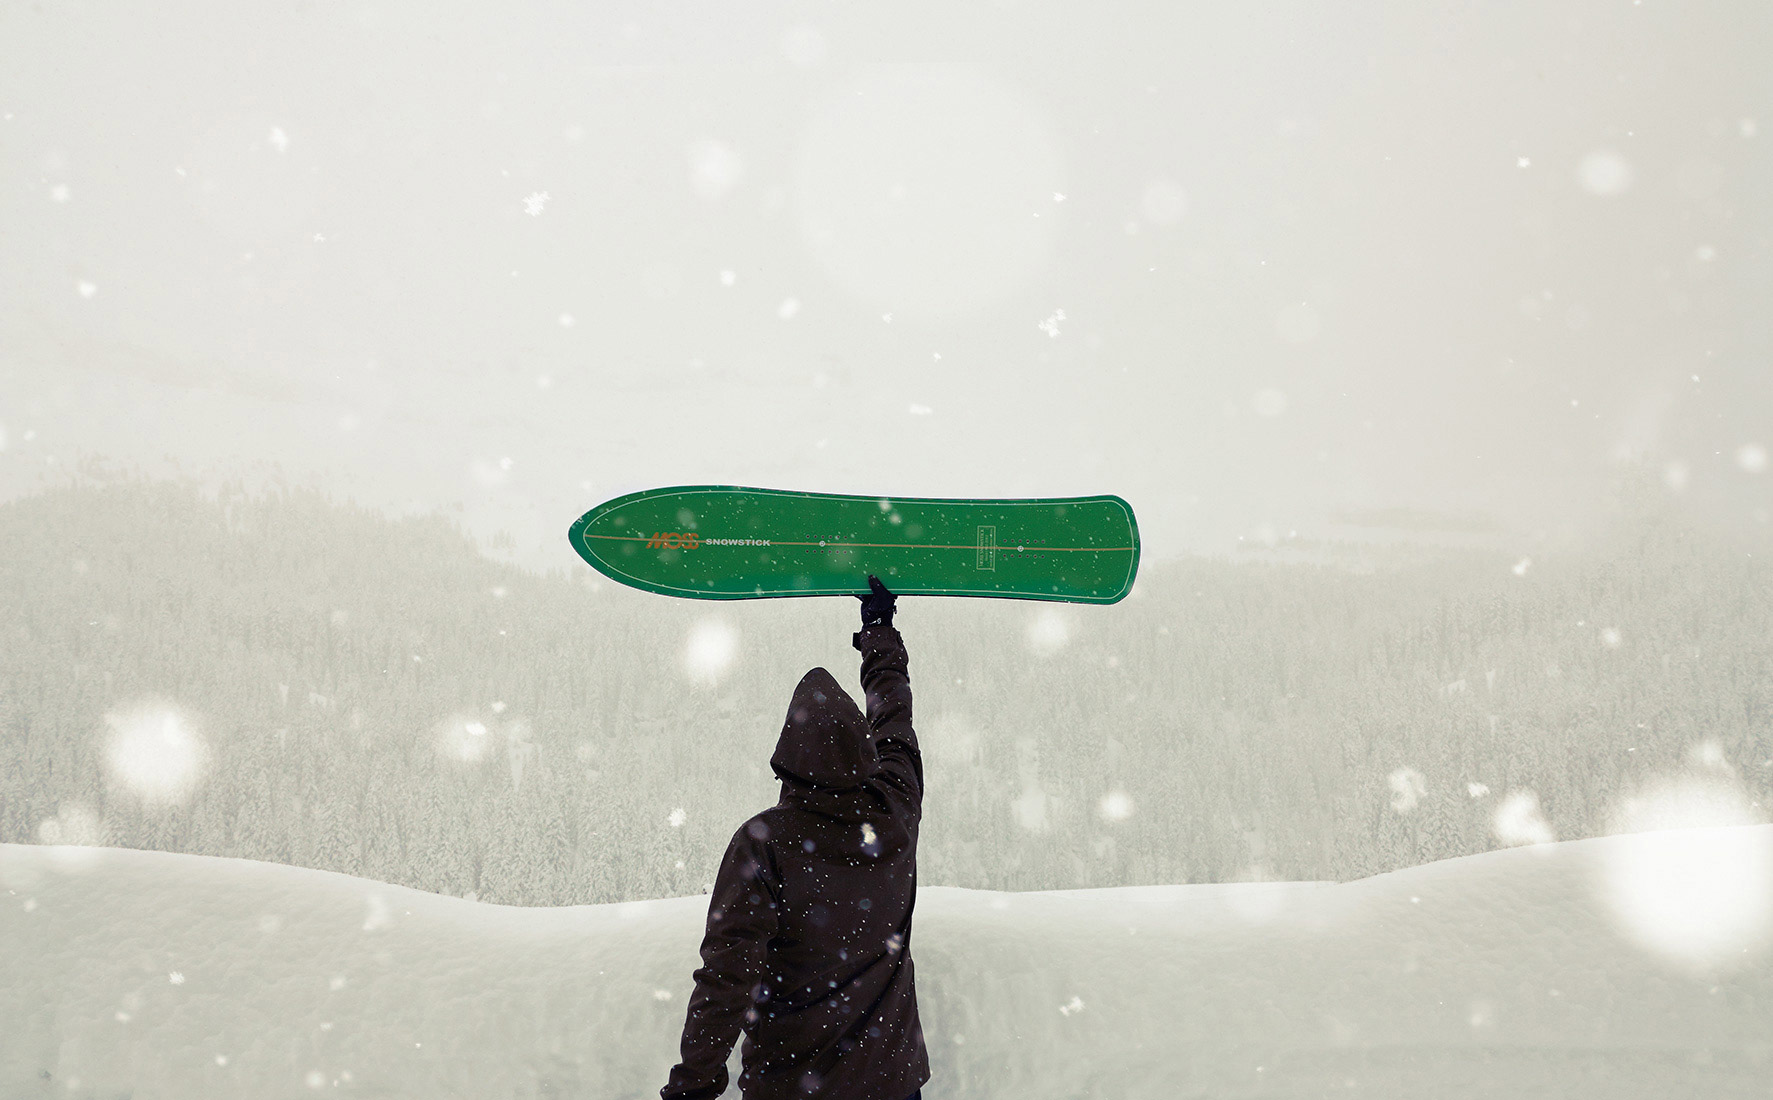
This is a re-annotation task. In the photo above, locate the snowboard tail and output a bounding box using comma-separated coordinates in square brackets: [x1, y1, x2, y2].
[568, 485, 1139, 603]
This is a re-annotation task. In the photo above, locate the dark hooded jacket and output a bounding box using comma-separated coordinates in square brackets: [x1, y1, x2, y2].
[662, 624, 927, 1100]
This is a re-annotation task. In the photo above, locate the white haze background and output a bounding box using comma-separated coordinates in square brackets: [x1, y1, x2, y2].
[3, 1, 1772, 1097]
[1, 0, 1768, 560]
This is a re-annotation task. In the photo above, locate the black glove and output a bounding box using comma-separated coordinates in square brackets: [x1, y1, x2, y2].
[856, 574, 896, 629]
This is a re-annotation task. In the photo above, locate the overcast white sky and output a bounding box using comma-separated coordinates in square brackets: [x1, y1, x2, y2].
[2, 0, 1768, 567]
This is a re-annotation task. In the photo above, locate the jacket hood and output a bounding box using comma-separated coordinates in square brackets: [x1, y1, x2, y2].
[771, 667, 878, 791]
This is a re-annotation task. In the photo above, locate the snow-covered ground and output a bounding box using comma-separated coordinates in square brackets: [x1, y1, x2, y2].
[4, 828, 1771, 1099]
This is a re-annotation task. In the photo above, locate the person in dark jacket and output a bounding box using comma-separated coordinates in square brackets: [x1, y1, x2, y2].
[662, 576, 928, 1100]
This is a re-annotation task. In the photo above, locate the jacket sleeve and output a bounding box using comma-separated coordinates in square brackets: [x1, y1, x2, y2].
[661, 828, 781, 1100]
[853, 623, 922, 806]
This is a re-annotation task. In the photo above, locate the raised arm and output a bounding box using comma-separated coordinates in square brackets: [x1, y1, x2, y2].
[852, 576, 922, 806]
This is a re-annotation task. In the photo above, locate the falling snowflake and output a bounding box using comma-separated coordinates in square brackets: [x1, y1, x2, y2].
[1578, 150, 1633, 196]
[169, 972, 185, 985]
[1388, 767, 1427, 814]
[1599, 775, 1770, 971]
[437, 714, 492, 762]
[908, 404, 933, 416]
[777, 297, 800, 320]
[1737, 443, 1767, 473]
[269, 127, 289, 153]
[719, 269, 736, 286]
[105, 705, 207, 806]
[523, 191, 550, 216]
[684, 620, 738, 686]
[1058, 995, 1086, 1016]
[49, 183, 70, 202]
[35, 803, 100, 847]
[1010, 783, 1051, 833]
[361, 893, 393, 932]
[1052, 192, 1066, 203]
[687, 139, 743, 200]
[1511, 557, 1531, 577]
[1038, 309, 1066, 338]
[668, 807, 687, 828]
[1468, 999, 1496, 1028]
[1097, 790, 1135, 822]
[653, 988, 673, 1001]
[1467, 782, 1490, 799]
[1492, 789, 1555, 846]
[1026, 608, 1070, 655]
[558, 313, 575, 328]
[77, 280, 96, 298]
[1600, 627, 1622, 649]
[1686, 739, 1733, 773]
[1517, 156, 1531, 168]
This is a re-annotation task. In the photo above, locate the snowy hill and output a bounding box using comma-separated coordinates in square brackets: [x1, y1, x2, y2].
[4, 829, 1771, 1099]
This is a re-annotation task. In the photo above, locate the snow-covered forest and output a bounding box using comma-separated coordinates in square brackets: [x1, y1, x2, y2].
[4, 480, 1766, 906]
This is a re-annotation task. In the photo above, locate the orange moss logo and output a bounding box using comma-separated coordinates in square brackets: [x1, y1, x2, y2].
[646, 531, 701, 549]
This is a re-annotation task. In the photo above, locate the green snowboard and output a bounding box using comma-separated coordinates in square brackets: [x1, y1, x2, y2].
[568, 485, 1139, 603]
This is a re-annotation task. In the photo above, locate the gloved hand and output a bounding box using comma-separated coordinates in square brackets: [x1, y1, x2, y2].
[856, 574, 896, 629]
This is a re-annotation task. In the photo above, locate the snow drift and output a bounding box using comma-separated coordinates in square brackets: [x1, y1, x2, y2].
[4, 827, 1771, 1098]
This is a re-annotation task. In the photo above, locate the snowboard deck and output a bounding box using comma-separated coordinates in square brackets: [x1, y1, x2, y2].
[568, 485, 1139, 603]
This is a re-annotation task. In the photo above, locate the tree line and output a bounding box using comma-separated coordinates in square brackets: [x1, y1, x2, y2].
[1, 480, 1766, 905]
